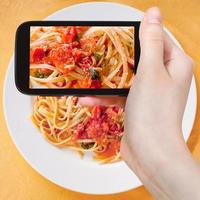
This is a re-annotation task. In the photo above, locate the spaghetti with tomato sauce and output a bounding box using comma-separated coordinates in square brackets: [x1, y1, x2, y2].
[32, 96, 124, 163]
[30, 26, 135, 88]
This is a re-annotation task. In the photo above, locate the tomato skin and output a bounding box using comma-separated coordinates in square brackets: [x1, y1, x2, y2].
[128, 63, 134, 69]
[73, 49, 82, 63]
[90, 79, 101, 88]
[31, 48, 45, 63]
[76, 26, 89, 33]
[62, 27, 77, 43]
[112, 106, 119, 113]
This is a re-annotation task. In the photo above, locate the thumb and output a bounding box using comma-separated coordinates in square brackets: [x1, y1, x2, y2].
[138, 7, 164, 73]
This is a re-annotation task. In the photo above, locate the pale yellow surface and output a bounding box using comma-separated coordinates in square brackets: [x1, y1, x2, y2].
[0, 0, 200, 199]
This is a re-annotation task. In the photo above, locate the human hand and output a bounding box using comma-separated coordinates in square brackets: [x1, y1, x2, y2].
[121, 7, 200, 200]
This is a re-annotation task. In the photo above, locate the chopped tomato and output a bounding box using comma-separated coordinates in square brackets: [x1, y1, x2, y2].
[73, 49, 82, 63]
[72, 41, 80, 48]
[112, 107, 119, 113]
[31, 48, 45, 63]
[49, 46, 73, 62]
[54, 129, 60, 134]
[128, 63, 134, 69]
[80, 37, 97, 52]
[109, 123, 121, 135]
[48, 46, 74, 74]
[92, 106, 105, 119]
[76, 26, 89, 34]
[71, 82, 80, 88]
[86, 119, 107, 138]
[90, 79, 101, 88]
[73, 104, 123, 157]
[40, 68, 53, 74]
[74, 123, 88, 139]
[84, 106, 109, 138]
[62, 26, 77, 43]
[100, 141, 120, 157]
[79, 56, 93, 70]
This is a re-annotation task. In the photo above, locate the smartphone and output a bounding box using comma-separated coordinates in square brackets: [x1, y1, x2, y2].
[15, 21, 140, 96]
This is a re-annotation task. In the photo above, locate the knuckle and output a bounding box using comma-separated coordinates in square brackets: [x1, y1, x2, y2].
[175, 49, 194, 75]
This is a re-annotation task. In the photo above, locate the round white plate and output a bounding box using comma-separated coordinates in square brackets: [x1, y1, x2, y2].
[3, 2, 197, 194]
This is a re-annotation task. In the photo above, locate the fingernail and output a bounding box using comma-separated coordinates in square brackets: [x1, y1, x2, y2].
[147, 7, 162, 24]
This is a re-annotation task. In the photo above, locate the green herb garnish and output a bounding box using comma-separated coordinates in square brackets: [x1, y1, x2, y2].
[89, 68, 100, 80]
[81, 142, 95, 149]
[35, 71, 48, 78]
[93, 53, 102, 62]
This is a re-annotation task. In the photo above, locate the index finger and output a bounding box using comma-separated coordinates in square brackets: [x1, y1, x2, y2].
[78, 96, 126, 108]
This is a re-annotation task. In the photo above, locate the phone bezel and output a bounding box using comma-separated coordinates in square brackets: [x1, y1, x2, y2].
[15, 21, 140, 96]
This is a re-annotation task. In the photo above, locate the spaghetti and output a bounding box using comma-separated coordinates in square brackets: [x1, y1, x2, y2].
[31, 96, 124, 163]
[30, 26, 135, 89]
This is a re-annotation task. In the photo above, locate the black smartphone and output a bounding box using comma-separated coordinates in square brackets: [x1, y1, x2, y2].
[15, 21, 140, 96]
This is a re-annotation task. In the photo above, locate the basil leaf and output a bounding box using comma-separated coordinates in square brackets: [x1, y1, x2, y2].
[81, 142, 95, 149]
[89, 68, 100, 80]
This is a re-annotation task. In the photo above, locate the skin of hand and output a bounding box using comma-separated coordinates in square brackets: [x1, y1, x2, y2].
[79, 7, 200, 200]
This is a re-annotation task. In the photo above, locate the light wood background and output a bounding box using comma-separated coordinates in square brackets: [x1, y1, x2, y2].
[0, 0, 200, 199]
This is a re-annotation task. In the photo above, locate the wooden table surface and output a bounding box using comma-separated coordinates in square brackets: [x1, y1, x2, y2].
[0, 0, 200, 199]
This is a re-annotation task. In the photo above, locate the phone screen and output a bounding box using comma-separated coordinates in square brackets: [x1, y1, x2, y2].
[29, 26, 135, 89]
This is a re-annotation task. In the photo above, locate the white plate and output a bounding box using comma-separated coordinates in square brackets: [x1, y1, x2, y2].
[3, 2, 197, 194]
